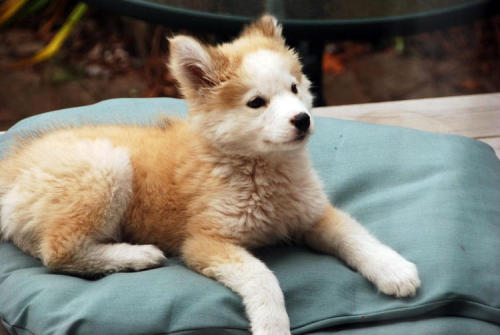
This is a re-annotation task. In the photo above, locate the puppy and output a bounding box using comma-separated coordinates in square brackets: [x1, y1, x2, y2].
[0, 16, 420, 335]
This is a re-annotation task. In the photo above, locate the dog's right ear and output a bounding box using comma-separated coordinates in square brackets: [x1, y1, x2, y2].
[168, 35, 217, 94]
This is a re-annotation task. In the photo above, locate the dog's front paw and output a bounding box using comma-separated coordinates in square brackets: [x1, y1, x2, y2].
[366, 247, 421, 298]
[252, 325, 290, 335]
[375, 258, 420, 297]
[251, 312, 290, 335]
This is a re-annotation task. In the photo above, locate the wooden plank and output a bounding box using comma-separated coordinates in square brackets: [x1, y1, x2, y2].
[313, 93, 500, 158]
[477, 137, 500, 157]
[313, 93, 500, 139]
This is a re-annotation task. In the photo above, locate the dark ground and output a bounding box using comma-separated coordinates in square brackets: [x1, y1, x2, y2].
[0, 6, 499, 130]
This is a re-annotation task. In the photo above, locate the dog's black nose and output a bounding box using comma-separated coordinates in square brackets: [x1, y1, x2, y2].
[291, 112, 310, 132]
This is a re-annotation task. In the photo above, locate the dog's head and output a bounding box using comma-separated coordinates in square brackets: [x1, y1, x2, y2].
[169, 15, 313, 155]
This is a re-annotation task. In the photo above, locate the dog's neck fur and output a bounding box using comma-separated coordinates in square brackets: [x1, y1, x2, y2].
[198, 138, 321, 247]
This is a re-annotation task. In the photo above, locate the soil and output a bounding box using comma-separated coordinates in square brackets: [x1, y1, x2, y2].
[0, 7, 499, 130]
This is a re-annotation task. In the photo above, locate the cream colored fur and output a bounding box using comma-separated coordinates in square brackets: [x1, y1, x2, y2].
[0, 16, 420, 335]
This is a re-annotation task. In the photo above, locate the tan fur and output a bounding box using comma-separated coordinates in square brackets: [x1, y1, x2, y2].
[1, 123, 216, 253]
[0, 15, 419, 334]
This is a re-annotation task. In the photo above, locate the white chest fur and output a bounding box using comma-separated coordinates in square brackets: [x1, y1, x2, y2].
[206, 149, 328, 247]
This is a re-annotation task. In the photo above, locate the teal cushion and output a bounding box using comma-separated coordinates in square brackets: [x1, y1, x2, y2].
[310, 317, 500, 335]
[1, 98, 499, 334]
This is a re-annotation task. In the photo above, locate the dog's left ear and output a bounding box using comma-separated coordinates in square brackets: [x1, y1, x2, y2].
[168, 35, 218, 95]
[242, 14, 284, 41]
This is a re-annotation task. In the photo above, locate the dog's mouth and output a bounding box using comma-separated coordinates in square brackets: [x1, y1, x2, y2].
[286, 130, 310, 144]
[293, 133, 308, 142]
[264, 132, 310, 146]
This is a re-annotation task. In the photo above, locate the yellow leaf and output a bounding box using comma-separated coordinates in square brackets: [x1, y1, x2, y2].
[0, 0, 29, 25]
[10, 2, 88, 67]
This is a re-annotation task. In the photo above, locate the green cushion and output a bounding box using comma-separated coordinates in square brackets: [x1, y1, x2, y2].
[1, 98, 499, 334]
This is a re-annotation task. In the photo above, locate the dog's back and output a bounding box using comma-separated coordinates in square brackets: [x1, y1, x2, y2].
[0, 121, 220, 270]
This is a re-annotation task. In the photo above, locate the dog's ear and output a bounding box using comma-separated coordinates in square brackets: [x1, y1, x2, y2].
[242, 14, 283, 40]
[168, 35, 218, 93]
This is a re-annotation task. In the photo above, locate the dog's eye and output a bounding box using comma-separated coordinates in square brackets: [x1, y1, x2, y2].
[291, 83, 298, 94]
[247, 96, 266, 109]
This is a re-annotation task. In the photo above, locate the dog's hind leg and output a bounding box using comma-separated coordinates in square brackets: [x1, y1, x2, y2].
[42, 230, 167, 275]
[40, 211, 166, 275]
[1, 136, 165, 274]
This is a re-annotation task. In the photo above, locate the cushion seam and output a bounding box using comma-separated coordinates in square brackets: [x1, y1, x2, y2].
[292, 298, 500, 331]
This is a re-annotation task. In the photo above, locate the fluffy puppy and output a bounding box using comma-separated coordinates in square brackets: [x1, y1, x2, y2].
[0, 15, 420, 335]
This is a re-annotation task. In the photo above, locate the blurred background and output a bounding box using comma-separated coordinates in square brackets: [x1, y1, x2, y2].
[0, 0, 499, 130]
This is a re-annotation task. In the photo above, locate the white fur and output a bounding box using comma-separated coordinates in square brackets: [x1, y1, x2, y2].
[1, 137, 134, 262]
[242, 50, 313, 146]
[1, 178, 43, 250]
[85, 139, 134, 242]
[263, 92, 312, 145]
[241, 50, 297, 96]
